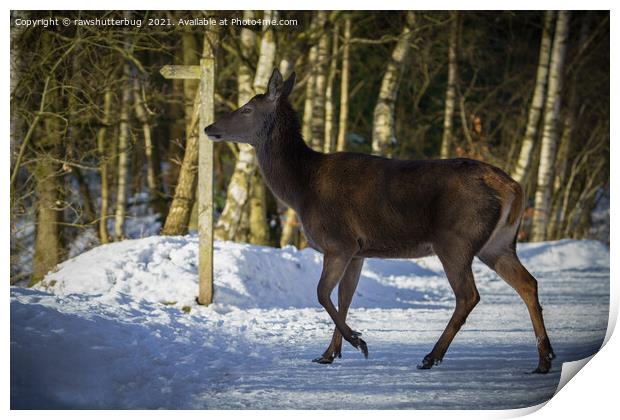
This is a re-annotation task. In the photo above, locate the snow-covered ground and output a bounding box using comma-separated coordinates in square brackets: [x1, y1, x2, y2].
[10, 237, 609, 409]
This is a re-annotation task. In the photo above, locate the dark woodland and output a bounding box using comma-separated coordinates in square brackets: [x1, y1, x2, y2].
[10, 10, 610, 286]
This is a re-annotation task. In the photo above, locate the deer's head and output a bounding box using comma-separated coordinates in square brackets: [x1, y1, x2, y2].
[205, 68, 296, 146]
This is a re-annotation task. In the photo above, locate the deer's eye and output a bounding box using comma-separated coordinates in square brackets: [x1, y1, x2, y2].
[241, 108, 252, 115]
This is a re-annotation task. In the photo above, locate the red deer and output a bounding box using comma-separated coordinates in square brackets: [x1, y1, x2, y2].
[205, 69, 555, 373]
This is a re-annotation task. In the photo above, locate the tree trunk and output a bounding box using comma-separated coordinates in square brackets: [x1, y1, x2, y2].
[511, 11, 555, 187]
[279, 207, 299, 248]
[532, 11, 570, 242]
[548, 15, 590, 239]
[31, 90, 63, 285]
[113, 60, 132, 241]
[336, 16, 352, 152]
[439, 11, 459, 159]
[249, 171, 269, 245]
[371, 11, 416, 157]
[31, 159, 63, 285]
[302, 14, 320, 146]
[311, 11, 329, 151]
[323, 21, 339, 153]
[97, 88, 113, 244]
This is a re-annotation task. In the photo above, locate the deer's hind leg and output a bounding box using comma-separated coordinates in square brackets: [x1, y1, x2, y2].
[478, 244, 555, 374]
[418, 238, 480, 369]
[313, 257, 364, 364]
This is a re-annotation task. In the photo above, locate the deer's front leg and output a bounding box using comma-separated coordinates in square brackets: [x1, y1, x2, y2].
[313, 257, 364, 364]
[315, 253, 368, 361]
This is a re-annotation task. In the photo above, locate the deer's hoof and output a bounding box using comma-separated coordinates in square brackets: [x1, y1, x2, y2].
[351, 336, 368, 359]
[532, 360, 552, 374]
[417, 354, 441, 370]
[532, 362, 551, 374]
[532, 350, 555, 374]
[312, 355, 334, 364]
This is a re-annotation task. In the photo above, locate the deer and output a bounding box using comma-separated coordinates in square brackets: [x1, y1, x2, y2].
[205, 68, 556, 373]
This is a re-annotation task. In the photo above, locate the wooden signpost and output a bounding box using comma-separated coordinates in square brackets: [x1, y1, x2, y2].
[160, 39, 216, 306]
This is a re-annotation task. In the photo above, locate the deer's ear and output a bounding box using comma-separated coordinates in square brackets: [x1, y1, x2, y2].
[267, 68, 283, 101]
[280, 72, 296, 100]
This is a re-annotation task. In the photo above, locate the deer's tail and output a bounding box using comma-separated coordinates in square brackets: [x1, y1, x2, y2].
[506, 181, 524, 226]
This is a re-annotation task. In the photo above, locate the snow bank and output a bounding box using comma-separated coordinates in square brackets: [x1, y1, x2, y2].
[36, 235, 439, 310]
[33, 236, 609, 312]
[516, 239, 610, 272]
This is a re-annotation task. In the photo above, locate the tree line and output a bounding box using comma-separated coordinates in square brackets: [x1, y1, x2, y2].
[10, 10, 610, 285]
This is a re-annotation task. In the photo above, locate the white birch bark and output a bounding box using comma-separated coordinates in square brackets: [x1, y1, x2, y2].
[532, 11, 570, 242]
[311, 11, 329, 151]
[323, 21, 340, 153]
[511, 11, 555, 186]
[98, 88, 113, 244]
[113, 60, 132, 240]
[301, 15, 320, 145]
[439, 11, 458, 159]
[371, 11, 415, 157]
[548, 15, 590, 239]
[336, 17, 352, 152]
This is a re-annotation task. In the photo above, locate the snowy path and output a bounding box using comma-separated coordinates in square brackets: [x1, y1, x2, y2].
[10, 238, 609, 409]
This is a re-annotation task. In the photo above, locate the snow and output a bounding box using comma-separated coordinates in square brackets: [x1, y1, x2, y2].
[10, 237, 609, 409]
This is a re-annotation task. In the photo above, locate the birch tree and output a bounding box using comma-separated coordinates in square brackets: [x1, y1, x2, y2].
[300, 12, 321, 150]
[311, 11, 329, 151]
[532, 11, 570, 242]
[323, 21, 340, 153]
[336, 16, 352, 152]
[547, 15, 590, 239]
[113, 58, 133, 240]
[511, 11, 555, 187]
[439, 11, 459, 159]
[97, 88, 113, 244]
[371, 11, 416, 157]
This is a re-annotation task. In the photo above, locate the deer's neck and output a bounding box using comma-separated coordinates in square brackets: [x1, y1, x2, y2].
[255, 103, 321, 212]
